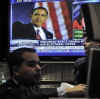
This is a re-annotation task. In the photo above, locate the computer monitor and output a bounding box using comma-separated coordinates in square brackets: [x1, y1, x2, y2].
[82, 3, 100, 41]
[87, 47, 100, 98]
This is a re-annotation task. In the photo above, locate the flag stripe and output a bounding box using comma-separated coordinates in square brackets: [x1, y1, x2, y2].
[60, 1, 72, 38]
[48, 2, 62, 39]
[54, 1, 68, 39]
[42, 2, 55, 35]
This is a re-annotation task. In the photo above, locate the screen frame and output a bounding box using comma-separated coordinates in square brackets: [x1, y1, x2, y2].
[8, 0, 86, 61]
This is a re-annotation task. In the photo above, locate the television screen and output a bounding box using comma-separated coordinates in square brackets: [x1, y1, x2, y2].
[9, 0, 86, 59]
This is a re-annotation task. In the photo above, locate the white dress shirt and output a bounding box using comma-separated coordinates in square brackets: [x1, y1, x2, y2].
[34, 26, 47, 40]
[57, 82, 74, 96]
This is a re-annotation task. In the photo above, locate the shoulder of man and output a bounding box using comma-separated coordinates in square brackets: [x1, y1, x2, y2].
[0, 80, 26, 99]
[42, 27, 52, 34]
[0, 80, 20, 96]
[13, 21, 24, 30]
[42, 27, 53, 39]
[74, 57, 88, 66]
[0, 81, 12, 96]
[13, 21, 23, 25]
[0, 80, 15, 90]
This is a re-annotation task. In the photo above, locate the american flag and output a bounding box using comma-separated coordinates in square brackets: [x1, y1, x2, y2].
[33, 0, 72, 39]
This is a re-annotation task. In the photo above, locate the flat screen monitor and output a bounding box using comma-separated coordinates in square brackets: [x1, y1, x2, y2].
[82, 2, 100, 41]
[9, 0, 86, 61]
[87, 47, 100, 98]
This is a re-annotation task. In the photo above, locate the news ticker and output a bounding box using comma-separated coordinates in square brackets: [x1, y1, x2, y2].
[10, 39, 84, 47]
[10, 40, 85, 55]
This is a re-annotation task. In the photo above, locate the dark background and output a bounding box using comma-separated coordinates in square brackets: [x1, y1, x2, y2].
[0, 0, 9, 61]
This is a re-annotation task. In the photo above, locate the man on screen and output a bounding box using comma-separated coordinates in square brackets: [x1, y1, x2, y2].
[13, 7, 53, 40]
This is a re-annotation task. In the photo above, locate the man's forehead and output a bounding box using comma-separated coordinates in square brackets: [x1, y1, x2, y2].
[22, 52, 39, 61]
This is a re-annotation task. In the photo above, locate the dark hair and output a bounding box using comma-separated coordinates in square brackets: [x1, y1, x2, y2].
[32, 7, 48, 15]
[7, 48, 36, 77]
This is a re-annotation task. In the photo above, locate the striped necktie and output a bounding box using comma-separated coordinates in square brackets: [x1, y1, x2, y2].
[36, 29, 41, 40]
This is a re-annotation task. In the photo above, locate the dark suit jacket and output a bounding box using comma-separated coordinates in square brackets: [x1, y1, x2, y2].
[12, 22, 53, 40]
[0, 79, 58, 99]
[73, 57, 88, 84]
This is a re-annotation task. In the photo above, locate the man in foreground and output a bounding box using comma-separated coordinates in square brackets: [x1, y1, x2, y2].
[0, 48, 86, 99]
